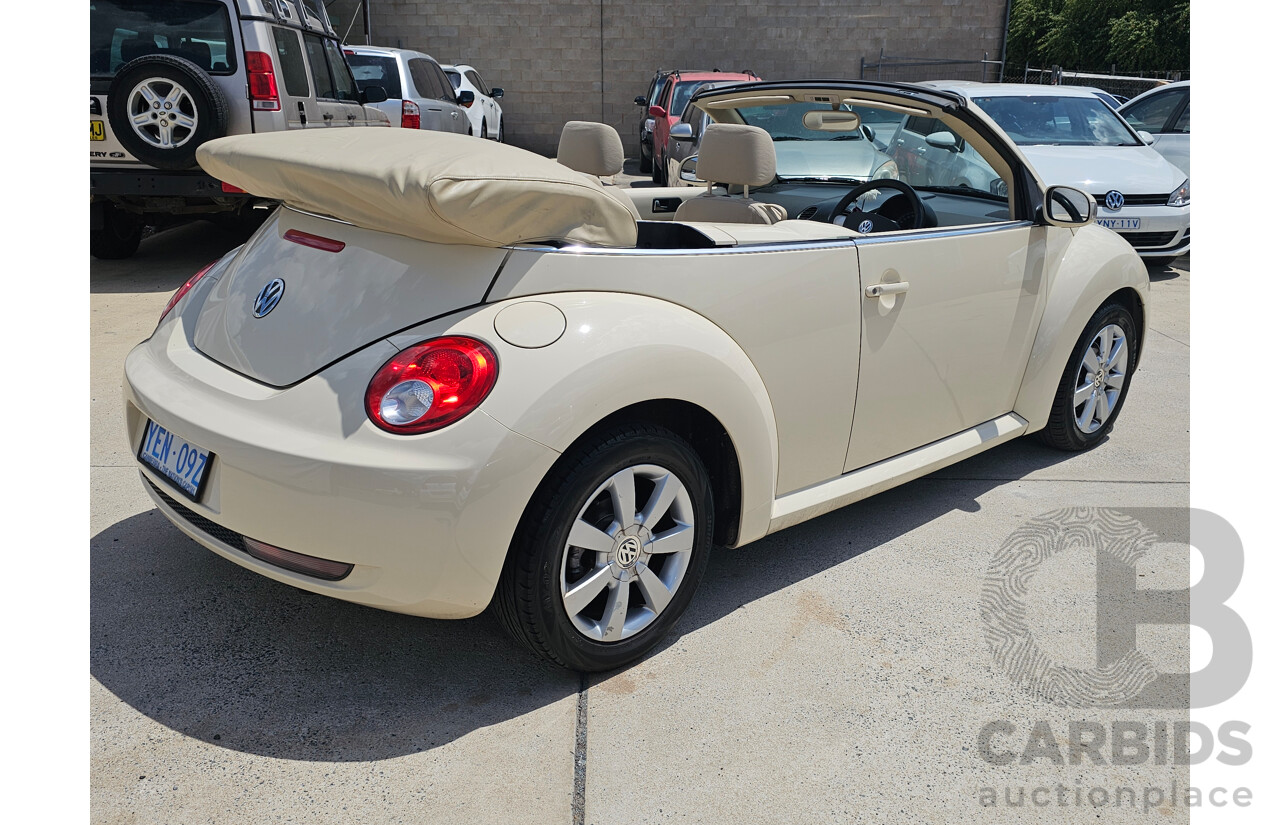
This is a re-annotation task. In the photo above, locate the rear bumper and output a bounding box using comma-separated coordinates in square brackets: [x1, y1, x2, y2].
[91, 167, 248, 200]
[122, 314, 558, 619]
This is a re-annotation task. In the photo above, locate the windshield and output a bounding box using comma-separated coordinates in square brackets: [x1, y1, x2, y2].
[973, 95, 1140, 146]
[90, 0, 234, 76]
[731, 101, 903, 181]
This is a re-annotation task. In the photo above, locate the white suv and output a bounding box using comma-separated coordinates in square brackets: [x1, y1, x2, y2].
[345, 46, 475, 134]
[90, 0, 390, 259]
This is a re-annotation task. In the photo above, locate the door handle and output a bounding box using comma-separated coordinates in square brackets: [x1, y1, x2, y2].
[322, 112, 333, 121]
[865, 282, 910, 298]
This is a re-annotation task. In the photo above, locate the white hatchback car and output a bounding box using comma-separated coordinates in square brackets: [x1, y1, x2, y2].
[441, 64, 504, 141]
[928, 82, 1189, 266]
[344, 45, 473, 134]
[1119, 81, 1190, 178]
[125, 80, 1148, 672]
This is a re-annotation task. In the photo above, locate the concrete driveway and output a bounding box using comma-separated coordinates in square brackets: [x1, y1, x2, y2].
[91, 221, 1190, 824]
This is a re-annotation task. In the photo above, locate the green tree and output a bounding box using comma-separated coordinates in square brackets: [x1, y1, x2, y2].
[1006, 0, 1189, 72]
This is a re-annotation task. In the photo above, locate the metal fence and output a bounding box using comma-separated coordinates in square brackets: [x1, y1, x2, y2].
[859, 49, 1004, 83]
[1006, 66, 1189, 100]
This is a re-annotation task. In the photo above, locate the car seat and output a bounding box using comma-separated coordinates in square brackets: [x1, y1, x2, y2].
[556, 121, 642, 219]
[673, 124, 786, 224]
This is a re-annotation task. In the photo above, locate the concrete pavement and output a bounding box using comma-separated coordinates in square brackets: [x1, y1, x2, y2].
[91, 220, 1190, 824]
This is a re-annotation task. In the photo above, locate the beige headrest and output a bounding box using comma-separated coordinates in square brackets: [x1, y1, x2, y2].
[557, 121, 625, 177]
[196, 129, 637, 248]
[696, 124, 776, 187]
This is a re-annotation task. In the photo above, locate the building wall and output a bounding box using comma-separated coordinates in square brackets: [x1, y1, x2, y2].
[368, 0, 1009, 156]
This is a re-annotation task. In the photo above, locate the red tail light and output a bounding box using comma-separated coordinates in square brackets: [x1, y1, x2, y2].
[159, 260, 218, 323]
[401, 99, 421, 130]
[245, 51, 280, 111]
[366, 337, 498, 434]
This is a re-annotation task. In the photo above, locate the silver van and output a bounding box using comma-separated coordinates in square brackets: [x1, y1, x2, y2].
[90, 0, 390, 259]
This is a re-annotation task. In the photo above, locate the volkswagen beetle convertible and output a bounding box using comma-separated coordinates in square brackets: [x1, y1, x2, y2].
[123, 81, 1148, 671]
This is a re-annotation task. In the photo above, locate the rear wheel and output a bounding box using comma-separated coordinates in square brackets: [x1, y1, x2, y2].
[639, 140, 652, 173]
[494, 424, 714, 671]
[1038, 302, 1138, 451]
[652, 148, 667, 185]
[106, 55, 228, 170]
[90, 202, 144, 260]
[481, 118, 488, 139]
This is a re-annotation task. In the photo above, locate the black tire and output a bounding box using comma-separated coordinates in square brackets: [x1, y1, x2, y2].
[494, 424, 714, 671]
[107, 55, 229, 170]
[481, 118, 488, 140]
[639, 141, 652, 173]
[651, 148, 665, 184]
[90, 202, 144, 260]
[496, 119, 504, 143]
[1038, 302, 1139, 451]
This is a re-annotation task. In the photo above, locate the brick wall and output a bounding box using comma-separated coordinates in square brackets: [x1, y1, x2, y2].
[369, 0, 1008, 156]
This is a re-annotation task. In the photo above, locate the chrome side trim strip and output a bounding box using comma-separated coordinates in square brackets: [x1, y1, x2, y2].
[512, 221, 1033, 256]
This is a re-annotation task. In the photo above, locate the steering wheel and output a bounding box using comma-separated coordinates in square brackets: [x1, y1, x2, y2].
[829, 179, 927, 232]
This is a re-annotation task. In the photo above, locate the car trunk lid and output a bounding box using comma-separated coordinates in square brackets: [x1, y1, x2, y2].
[192, 207, 506, 387]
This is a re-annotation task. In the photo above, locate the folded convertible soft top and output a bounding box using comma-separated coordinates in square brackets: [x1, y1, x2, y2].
[196, 129, 638, 248]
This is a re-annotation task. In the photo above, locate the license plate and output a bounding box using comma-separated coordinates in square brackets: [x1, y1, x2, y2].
[90, 120, 105, 141]
[1097, 217, 1140, 230]
[139, 420, 213, 501]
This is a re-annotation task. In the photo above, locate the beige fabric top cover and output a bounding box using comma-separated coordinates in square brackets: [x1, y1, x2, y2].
[196, 129, 638, 248]
[557, 121, 625, 176]
[695, 124, 777, 187]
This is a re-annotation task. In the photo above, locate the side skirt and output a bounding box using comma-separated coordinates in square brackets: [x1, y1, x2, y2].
[767, 413, 1028, 533]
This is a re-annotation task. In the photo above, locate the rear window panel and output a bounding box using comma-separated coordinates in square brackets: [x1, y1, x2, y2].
[444, 69, 462, 90]
[90, 0, 236, 77]
[303, 34, 335, 99]
[323, 39, 360, 101]
[348, 54, 402, 99]
[271, 27, 310, 98]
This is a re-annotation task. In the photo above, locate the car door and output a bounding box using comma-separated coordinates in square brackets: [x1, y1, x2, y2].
[1122, 87, 1190, 176]
[843, 148, 1046, 470]
[409, 58, 466, 133]
[429, 61, 470, 133]
[466, 69, 496, 127]
[302, 33, 363, 125]
[268, 25, 318, 128]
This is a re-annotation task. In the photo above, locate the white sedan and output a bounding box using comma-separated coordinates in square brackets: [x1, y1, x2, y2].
[442, 63, 504, 141]
[928, 81, 1189, 266]
[124, 80, 1148, 671]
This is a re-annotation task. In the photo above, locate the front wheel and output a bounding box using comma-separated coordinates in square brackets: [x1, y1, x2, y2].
[494, 424, 714, 671]
[1038, 302, 1138, 451]
[481, 118, 488, 140]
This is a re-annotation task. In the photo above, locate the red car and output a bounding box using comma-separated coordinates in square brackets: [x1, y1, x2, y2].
[648, 69, 760, 184]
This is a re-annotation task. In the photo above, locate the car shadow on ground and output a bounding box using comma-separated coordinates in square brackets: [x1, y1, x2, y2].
[90, 219, 263, 295]
[91, 437, 1080, 762]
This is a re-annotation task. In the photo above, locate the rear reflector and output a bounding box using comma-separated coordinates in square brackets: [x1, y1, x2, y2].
[283, 229, 346, 253]
[243, 537, 354, 580]
[221, 181, 246, 194]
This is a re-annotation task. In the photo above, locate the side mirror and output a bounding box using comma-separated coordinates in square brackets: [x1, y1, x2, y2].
[670, 123, 694, 141]
[861, 125, 876, 143]
[490, 87, 504, 100]
[1042, 185, 1096, 227]
[1137, 130, 1155, 145]
[457, 90, 475, 108]
[648, 104, 667, 119]
[360, 85, 388, 104]
[634, 95, 647, 106]
[679, 155, 702, 183]
[925, 131, 959, 152]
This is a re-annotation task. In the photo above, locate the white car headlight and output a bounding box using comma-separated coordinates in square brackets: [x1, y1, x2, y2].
[873, 159, 899, 180]
[1167, 179, 1190, 207]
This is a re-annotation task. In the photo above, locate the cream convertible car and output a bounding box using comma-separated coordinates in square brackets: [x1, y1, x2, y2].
[124, 81, 1148, 671]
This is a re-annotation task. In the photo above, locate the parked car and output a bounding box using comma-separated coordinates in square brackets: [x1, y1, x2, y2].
[648, 69, 760, 185]
[1119, 81, 1190, 177]
[670, 89, 902, 191]
[441, 63, 504, 141]
[928, 81, 1189, 266]
[90, 0, 390, 260]
[127, 79, 1149, 672]
[634, 69, 677, 173]
[344, 45, 474, 134]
